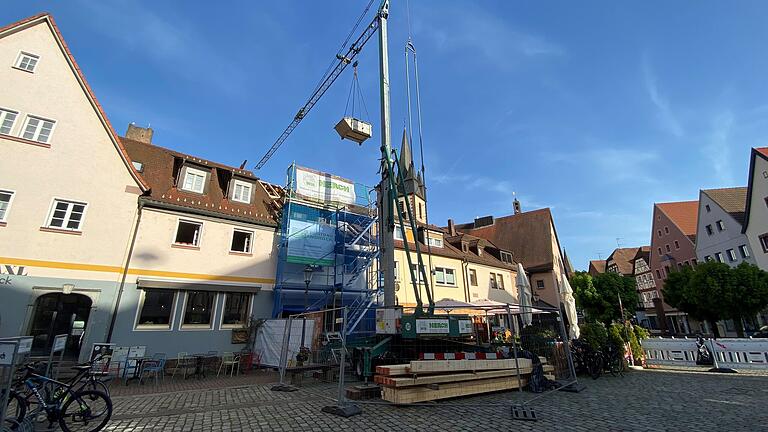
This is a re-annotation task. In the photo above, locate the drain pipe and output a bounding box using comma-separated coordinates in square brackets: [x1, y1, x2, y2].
[106, 200, 143, 343]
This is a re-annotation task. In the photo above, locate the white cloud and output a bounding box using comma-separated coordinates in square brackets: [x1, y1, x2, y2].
[704, 111, 735, 184]
[642, 54, 684, 138]
[416, 4, 563, 69]
[547, 146, 659, 184]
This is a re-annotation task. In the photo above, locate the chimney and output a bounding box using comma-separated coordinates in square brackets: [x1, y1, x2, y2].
[474, 215, 494, 228]
[513, 198, 522, 215]
[448, 219, 456, 236]
[126, 123, 153, 144]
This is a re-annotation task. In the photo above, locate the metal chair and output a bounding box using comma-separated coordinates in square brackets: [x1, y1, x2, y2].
[140, 353, 167, 385]
[217, 352, 240, 377]
[171, 352, 193, 378]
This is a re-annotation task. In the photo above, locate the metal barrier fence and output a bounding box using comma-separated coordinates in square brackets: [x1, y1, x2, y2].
[643, 337, 768, 370]
[268, 303, 583, 419]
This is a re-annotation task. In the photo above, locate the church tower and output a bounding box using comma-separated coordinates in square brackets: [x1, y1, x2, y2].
[396, 129, 427, 224]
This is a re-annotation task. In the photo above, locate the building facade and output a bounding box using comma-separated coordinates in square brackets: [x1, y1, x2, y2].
[648, 201, 702, 335]
[605, 247, 641, 276]
[0, 14, 148, 360]
[631, 247, 656, 326]
[743, 148, 768, 271]
[695, 187, 753, 267]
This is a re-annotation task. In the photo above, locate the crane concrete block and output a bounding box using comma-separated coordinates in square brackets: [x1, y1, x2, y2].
[335, 117, 373, 144]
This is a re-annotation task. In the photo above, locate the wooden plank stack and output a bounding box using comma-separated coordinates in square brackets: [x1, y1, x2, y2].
[374, 356, 554, 404]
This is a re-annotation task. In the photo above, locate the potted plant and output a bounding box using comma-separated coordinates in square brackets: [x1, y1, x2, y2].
[295, 347, 310, 366]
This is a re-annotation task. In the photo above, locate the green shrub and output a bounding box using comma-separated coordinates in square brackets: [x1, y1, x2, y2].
[579, 322, 608, 350]
[608, 324, 626, 357]
[634, 325, 650, 341]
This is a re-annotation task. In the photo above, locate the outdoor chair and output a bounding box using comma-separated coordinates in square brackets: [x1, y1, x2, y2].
[140, 353, 167, 385]
[205, 351, 219, 373]
[218, 352, 240, 377]
[171, 352, 194, 379]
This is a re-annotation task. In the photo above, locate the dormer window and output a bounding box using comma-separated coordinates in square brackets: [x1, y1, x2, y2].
[14, 52, 39, 73]
[500, 251, 514, 264]
[181, 167, 207, 193]
[426, 235, 443, 248]
[232, 179, 252, 204]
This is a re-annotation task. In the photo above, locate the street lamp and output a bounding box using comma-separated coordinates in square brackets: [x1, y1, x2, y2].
[303, 265, 314, 312]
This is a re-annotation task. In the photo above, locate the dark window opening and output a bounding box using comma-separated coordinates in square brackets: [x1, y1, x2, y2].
[175, 220, 202, 246]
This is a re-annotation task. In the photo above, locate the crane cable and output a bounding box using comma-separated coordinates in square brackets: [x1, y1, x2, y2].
[344, 62, 371, 121]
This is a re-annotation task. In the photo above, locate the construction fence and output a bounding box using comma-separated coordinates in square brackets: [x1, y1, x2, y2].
[269, 304, 584, 418]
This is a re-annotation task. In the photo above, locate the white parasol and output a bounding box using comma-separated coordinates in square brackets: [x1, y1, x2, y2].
[516, 263, 533, 327]
[560, 273, 580, 339]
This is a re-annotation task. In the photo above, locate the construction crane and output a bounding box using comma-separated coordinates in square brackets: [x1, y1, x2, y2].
[255, 0, 434, 315]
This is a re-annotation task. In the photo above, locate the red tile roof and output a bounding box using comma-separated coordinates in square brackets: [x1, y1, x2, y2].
[606, 247, 641, 276]
[0, 13, 149, 191]
[656, 201, 699, 237]
[756, 147, 768, 158]
[702, 187, 747, 225]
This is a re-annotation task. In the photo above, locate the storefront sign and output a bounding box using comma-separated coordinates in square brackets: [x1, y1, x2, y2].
[52, 335, 68, 353]
[458, 319, 473, 334]
[295, 167, 356, 206]
[416, 319, 450, 334]
[0, 342, 16, 366]
[0, 265, 28, 276]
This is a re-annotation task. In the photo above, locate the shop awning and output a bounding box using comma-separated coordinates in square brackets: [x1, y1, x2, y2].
[136, 278, 262, 294]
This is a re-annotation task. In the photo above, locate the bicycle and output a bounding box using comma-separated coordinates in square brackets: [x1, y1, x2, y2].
[570, 339, 603, 380]
[9, 362, 112, 432]
[602, 344, 625, 377]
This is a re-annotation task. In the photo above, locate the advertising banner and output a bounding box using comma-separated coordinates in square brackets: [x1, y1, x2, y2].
[416, 319, 450, 334]
[295, 167, 356, 205]
[287, 218, 335, 266]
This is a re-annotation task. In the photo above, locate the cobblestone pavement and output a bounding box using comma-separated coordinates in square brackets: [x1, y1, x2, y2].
[105, 369, 768, 431]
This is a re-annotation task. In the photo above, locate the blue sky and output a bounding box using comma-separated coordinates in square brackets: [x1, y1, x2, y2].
[7, 1, 768, 269]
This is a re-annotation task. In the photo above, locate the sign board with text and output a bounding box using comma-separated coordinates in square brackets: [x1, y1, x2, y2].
[294, 167, 356, 206]
[52, 335, 67, 353]
[0, 342, 17, 366]
[416, 319, 450, 334]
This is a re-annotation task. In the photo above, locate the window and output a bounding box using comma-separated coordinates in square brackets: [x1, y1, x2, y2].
[760, 234, 768, 253]
[656, 269, 662, 278]
[232, 180, 252, 204]
[704, 255, 712, 262]
[181, 167, 207, 193]
[657, 247, 662, 255]
[714, 252, 724, 263]
[716, 220, 725, 232]
[664, 226, 669, 234]
[657, 230, 662, 237]
[705, 204, 711, 213]
[409, 264, 426, 283]
[221, 293, 251, 327]
[132, 161, 144, 172]
[691, 258, 698, 266]
[726, 249, 737, 262]
[665, 244, 671, 252]
[674, 240, 680, 249]
[418, 203, 423, 220]
[0, 190, 14, 222]
[137, 289, 176, 328]
[434, 267, 456, 286]
[14, 52, 39, 72]
[706, 225, 713, 235]
[175, 220, 202, 246]
[230, 229, 253, 253]
[536, 279, 545, 290]
[182, 291, 216, 328]
[0, 108, 18, 135]
[394, 261, 399, 281]
[739, 244, 750, 258]
[500, 251, 513, 264]
[490, 273, 498, 289]
[21, 116, 55, 143]
[398, 200, 406, 215]
[46, 199, 86, 231]
[469, 269, 477, 286]
[393, 226, 404, 241]
[427, 236, 443, 248]
[497, 274, 505, 290]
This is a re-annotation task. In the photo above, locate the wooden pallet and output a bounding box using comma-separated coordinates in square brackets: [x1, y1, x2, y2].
[408, 358, 533, 374]
[381, 376, 529, 404]
[375, 367, 533, 387]
[375, 364, 411, 376]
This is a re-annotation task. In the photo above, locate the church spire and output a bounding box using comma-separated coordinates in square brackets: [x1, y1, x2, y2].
[397, 128, 425, 199]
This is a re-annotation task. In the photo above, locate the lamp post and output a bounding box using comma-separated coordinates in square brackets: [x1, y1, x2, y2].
[301, 265, 313, 349]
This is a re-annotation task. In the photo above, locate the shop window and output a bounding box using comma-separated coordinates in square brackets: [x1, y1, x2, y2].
[182, 291, 216, 328]
[221, 293, 251, 327]
[136, 289, 176, 329]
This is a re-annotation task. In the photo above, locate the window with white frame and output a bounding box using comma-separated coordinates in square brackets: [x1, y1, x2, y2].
[21, 115, 55, 143]
[181, 291, 216, 328]
[739, 244, 750, 258]
[232, 179, 252, 204]
[715, 252, 724, 263]
[716, 220, 725, 232]
[410, 264, 425, 283]
[726, 249, 737, 262]
[0, 190, 14, 222]
[490, 273, 499, 289]
[500, 251, 513, 264]
[136, 289, 176, 328]
[221, 292, 251, 327]
[14, 52, 39, 72]
[181, 167, 207, 193]
[230, 229, 253, 253]
[393, 225, 404, 241]
[175, 220, 202, 246]
[46, 199, 86, 230]
[469, 269, 478, 286]
[427, 236, 443, 248]
[497, 273, 505, 290]
[0, 108, 18, 135]
[434, 267, 456, 286]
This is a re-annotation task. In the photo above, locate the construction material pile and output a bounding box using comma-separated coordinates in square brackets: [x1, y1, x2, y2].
[374, 353, 554, 404]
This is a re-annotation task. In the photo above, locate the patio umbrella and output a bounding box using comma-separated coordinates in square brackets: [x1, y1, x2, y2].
[516, 263, 532, 327]
[560, 273, 580, 339]
[434, 298, 475, 313]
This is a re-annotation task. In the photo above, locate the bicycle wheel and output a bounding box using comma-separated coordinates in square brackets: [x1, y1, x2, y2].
[4, 389, 27, 426]
[608, 356, 625, 377]
[587, 352, 603, 380]
[58, 390, 112, 432]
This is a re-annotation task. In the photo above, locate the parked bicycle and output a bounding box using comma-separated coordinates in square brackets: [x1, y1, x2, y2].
[570, 339, 603, 379]
[5, 359, 112, 432]
[602, 343, 625, 377]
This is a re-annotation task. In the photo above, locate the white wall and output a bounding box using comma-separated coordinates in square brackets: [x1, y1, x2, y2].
[746, 155, 768, 270]
[695, 191, 754, 267]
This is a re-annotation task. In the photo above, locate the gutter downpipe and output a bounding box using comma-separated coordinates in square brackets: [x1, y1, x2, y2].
[462, 258, 470, 303]
[106, 199, 143, 343]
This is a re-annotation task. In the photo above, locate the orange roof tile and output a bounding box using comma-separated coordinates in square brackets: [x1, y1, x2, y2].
[756, 147, 768, 158]
[656, 201, 699, 236]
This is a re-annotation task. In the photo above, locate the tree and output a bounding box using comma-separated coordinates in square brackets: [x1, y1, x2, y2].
[663, 262, 732, 338]
[728, 263, 768, 337]
[571, 271, 637, 325]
